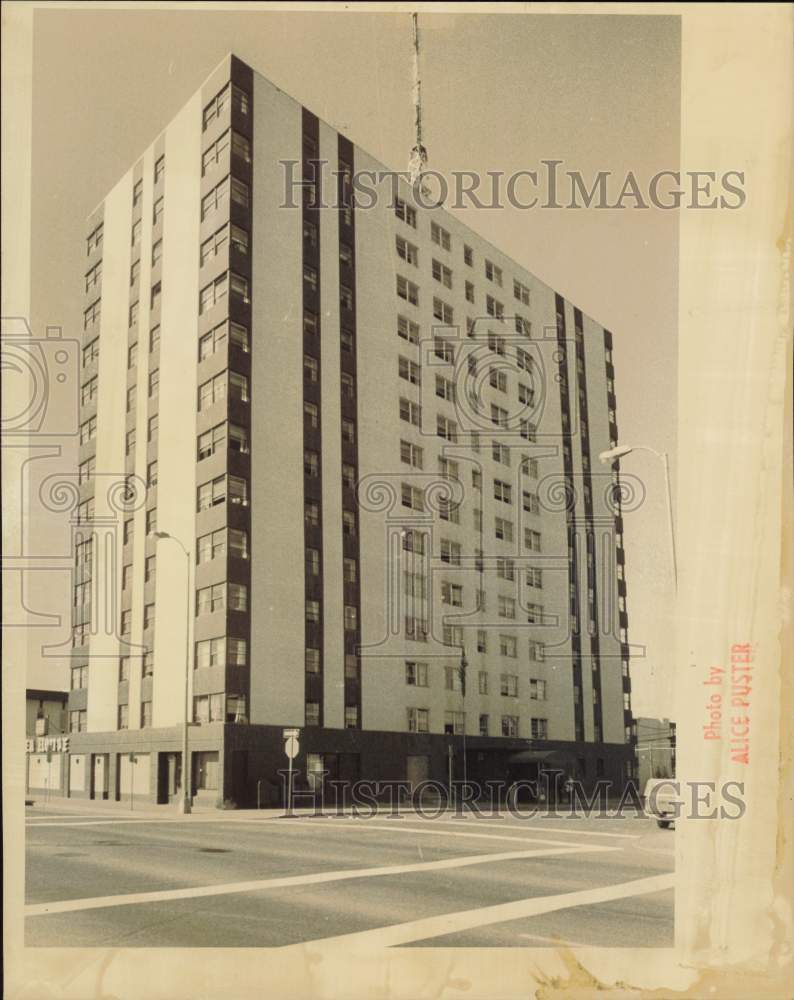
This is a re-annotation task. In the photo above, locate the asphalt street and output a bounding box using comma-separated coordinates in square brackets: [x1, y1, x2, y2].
[25, 802, 674, 949]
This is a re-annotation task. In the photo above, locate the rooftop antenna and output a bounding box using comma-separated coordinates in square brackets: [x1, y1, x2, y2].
[408, 12, 428, 186]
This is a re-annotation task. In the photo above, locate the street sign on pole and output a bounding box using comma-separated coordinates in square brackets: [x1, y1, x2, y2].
[283, 730, 300, 815]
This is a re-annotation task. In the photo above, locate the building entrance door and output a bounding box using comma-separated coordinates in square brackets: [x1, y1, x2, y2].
[91, 754, 109, 800]
[406, 754, 430, 791]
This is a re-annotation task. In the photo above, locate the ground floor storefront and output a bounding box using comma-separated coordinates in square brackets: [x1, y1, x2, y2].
[25, 725, 635, 808]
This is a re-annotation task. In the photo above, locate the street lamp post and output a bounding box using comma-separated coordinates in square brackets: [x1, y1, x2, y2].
[458, 644, 468, 805]
[598, 444, 677, 589]
[154, 530, 193, 814]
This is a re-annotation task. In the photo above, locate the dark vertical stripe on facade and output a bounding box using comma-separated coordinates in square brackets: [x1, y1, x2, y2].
[573, 307, 603, 743]
[554, 294, 584, 743]
[301, 109, 323, 726]
[229, 59, 254, 723]
[604, 328, 633, 748]
[338, 134, 361, 729]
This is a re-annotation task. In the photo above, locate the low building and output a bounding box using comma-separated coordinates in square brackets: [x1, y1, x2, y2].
[634, 716, 676, 789]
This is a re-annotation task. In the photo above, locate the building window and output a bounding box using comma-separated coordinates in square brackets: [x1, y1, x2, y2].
[439, 538, 461, 565]
[399, 397, 422, 427]
[407, 707, 429, 733]
[398, 315, 420, 343]
[401, 483, 424, 511]
[430, 221, 451, 250]
[152, 197, 164, 226]
[405, 615, 428, 642]
[500, 673, 518, 697]
[395, 197, 417, 228]
[490, 368, 507, 393]
[398, 355, 421, 386]
[494, 479, 512, 504]
[485, 259, 503, 286]
[396, 275, 419, 305]
[86, 223, 103, 255]
[520, 419, 537, 442]
[304, 450, 319, 478]
[479, 714, 489, 737]
[148, 368, 160, 398]
[231, 177, 250, 208]
[304, 355, 319, 384]
[198, 371, 226, 410]
[500, 635, 517, 658]
[70, 664, 88, 690]
[525, 529, 542, 552]
[82, 337, 99, 367]
[498, 595, 516, 619]
[396, 235, 419, 266]
[530, 679, 546, 701]
[69, 710, 88, 733]
[305, 702, 321, 726]
[432, 259, 452, 288]
[441, 581, 463, 607]
[529, 642, 545, 664]
[79, 416, 97, 444]
[437, 415, 458, 442]
[344, 706, 359, 729]
[501, 715, 518, 737]
[228, 582, 248, 612]
[526, 603, 543, 624]
[432, 297, 454, 325]
[435, 374, 455, 402]
[405, 661, 428, 687]
[465, 280, 475, 303]
[531, 718, 548, 740]
[83, 299, 101, 331]
[229, 370, 249, 402]
[444, 711, 465, 735]
[463, 244, 473, 266]
[486, 295, 504, 320]
[201, 176, 230, 219]
[195, 637, 225, 669]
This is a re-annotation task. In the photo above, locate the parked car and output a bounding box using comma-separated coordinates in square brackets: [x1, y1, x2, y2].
[643, 778, 680, 828]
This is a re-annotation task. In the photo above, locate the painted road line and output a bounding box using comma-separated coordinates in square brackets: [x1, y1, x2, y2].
[341, 818, 642, 841]
[292, 873, 676, 950]
[25, 844, 612, 918]
[329, 821, 629, 850]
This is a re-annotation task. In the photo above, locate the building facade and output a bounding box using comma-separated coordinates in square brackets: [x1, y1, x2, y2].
[62, 54, 635, 806]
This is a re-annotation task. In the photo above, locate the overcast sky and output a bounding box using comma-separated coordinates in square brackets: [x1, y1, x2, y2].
[27, 9, 678, 717]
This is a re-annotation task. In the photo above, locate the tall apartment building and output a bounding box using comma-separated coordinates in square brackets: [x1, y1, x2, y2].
[59, 54, 635, 806]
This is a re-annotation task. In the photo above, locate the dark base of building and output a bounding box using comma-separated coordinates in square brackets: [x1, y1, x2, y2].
[26, 723, 635, 808]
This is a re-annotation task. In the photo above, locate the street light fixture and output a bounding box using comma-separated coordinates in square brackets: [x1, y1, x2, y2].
[598, 444, 677, 589]
[153, 530, 193, 814]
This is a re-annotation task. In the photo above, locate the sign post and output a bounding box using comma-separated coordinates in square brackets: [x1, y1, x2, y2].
[129, 753, 137, 811]
[283, 728, 300, 816]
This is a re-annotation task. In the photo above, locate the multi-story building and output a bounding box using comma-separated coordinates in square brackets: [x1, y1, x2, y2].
[61, 53, 635, 806]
